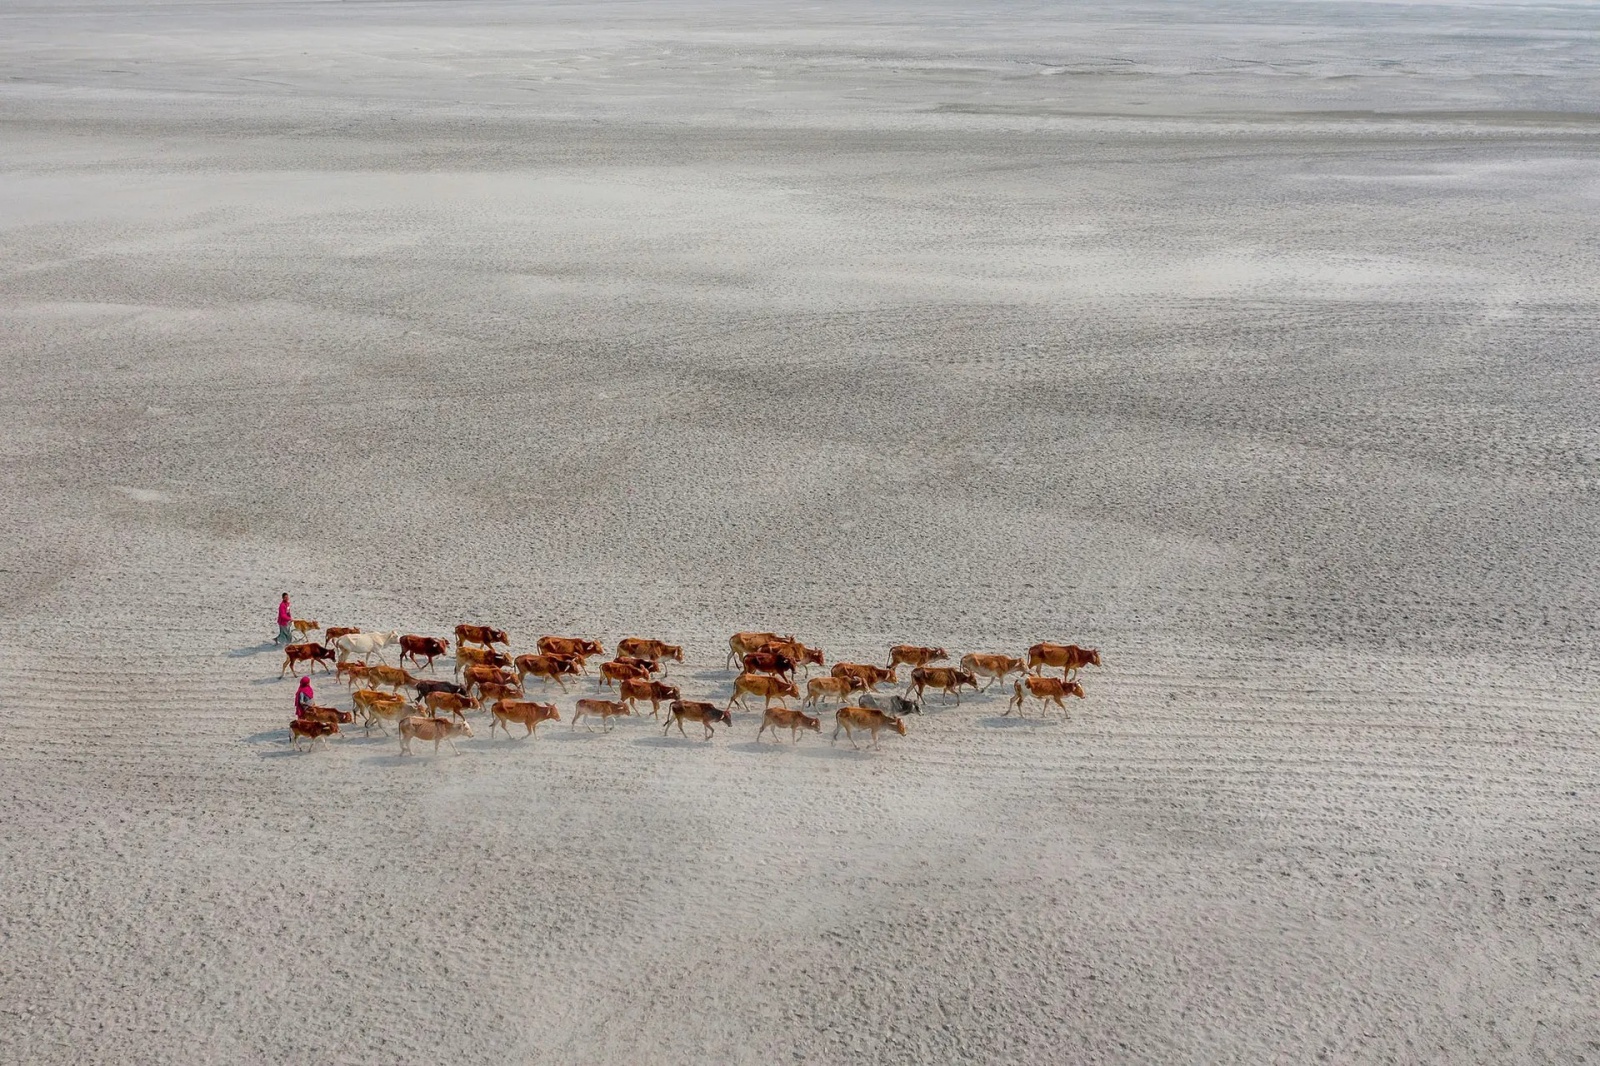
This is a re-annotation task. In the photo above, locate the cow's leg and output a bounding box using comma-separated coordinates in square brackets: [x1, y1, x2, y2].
[676, 717, 690, 739]
[847, 724, 861, 750]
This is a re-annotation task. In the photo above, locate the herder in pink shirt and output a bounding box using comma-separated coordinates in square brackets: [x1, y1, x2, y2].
[275, 593, 293, 645]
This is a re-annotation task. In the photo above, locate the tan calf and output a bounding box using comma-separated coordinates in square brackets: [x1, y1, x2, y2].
[572, 698, 632, 733]
[727, 672, 799, 712]
[665, 700, 732, 740]
[959, 652, 1026, 690]
[398, 714, 473, 755]
[1006, 676, 1085, 716]
[757, 707, 821, 744]
[803, 675, 860, 708]
[832, 705, 907, 750]
[490, 699, 560, 739]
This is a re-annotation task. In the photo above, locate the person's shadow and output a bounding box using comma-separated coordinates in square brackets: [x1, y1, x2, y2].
[229, 641, 280, 658]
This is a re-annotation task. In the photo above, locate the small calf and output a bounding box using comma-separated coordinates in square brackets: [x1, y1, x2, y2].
[290, 718, 338, 751]
[756, 706, 821, 744]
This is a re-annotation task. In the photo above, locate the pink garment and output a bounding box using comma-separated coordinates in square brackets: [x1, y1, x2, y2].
[278, 600, 292, 625]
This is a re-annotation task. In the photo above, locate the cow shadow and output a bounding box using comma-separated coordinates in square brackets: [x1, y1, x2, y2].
[977, 715, 1061, 728]
[792, 742, 885, 760]
[632, 734, 718, 749]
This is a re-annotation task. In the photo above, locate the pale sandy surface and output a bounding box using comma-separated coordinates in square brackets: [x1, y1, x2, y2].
[4, 1, 1600, 1062]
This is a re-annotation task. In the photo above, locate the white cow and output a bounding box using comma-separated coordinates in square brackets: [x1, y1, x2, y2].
[334, 629, 400, 663]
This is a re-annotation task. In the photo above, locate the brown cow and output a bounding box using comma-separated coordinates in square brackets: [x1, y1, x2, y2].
[367, 663, 419, 693]
[280, 642, 335, 677]
[291, 619, 321, 641]
[474, 681, 524, 705]
[665, 700, 732, 740]
[462, 664, 516, 696]
[727, 672, 799, 712]
[759, 639, 824, 676]
[887, 645, 947, 671]
[757, 707, 821, 744]
[832, 705, 907, 750]
[455, 624, 509, 649]
[455, 645, 512, 674]
[352, 688, 411, 734]
[335, 661, 370, 687]
[290, 718, 338, 751]
[490, 699, 560, 739]
[830, 662, 897, 692]
[803, 676, 861, 708]
[398, 714, 473, 755]
[598, 659, 652, 688]
[514, 653, 580, 692]
[537, 636, 604, 668]
[616, 638, 684, 667]
[421, 690, 480, 720]
[399, 635, 449, 670]
[960, 652, 1027, 690]
[618, 678, 681, 718]
[741, 650, 795, 679]
[1027, 642, 1102, 680]
[908, 666, 979, 705]
[572, 698, 631, 733]
[725, 631, 795, 669]
[298, 704, 353, 728]
[1006, 677, 1086, 716]
[324, 626, 361, 645]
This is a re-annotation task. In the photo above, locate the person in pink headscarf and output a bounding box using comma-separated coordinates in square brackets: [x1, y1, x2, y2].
[276, 593, 293, 645]
[295, 675, 315, 718]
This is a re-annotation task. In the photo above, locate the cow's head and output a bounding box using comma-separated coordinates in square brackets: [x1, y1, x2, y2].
[1068, 682, 1086, 699]
[1087, 650, 1102, 667]
[957, 670, 977, 688]
[882, 667, 899, 682]
[458, 720, 475, 738]
[666, 645, 684, 661]
[899, 698, 923, 715]
[891, 717, 908, 737]
[801, 714, 821, 732]
[933, 647, 948, 659]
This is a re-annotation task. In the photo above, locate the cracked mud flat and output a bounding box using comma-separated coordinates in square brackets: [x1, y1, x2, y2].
[2, 1, 1599, 1062]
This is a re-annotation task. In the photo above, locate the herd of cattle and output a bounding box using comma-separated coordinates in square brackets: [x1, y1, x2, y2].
[278, 622, 1103, 756]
